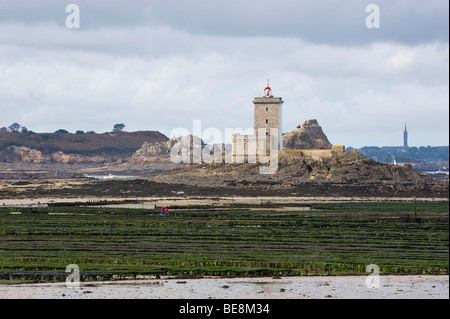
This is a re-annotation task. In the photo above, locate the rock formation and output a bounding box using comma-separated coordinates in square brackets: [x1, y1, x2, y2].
[127, 141, 171, 163]
[283, 119, 332, 150]
[148, 150, 426, 187]
[142, 148, 449, 198]
[127, 135, 207, 164]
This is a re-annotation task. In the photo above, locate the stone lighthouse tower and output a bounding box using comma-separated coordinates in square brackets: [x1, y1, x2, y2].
[253, 81, 283, 155]
[231, 81, 283, 163]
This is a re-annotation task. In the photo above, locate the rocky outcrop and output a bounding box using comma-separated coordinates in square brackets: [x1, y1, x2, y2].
[276, 151, 423, 183]
[145, 150, 438, 197]
[127, 141, 171, 163]
[128, 135, 211, 164]
[283, 119, 332, 150]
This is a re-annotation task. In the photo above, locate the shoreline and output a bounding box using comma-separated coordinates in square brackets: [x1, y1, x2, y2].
[0, 275, 448, 299]
[1, 195, 448, 208]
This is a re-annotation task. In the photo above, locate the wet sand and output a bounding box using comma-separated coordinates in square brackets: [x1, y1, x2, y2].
[0, 276, 448, 299]
[1, 195, 448, 208]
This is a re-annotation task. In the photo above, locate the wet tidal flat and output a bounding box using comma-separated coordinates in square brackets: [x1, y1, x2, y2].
[0, 200, 448, 283]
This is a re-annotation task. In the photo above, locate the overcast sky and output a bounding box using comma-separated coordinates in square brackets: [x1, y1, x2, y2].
[0, 0, 448, 148]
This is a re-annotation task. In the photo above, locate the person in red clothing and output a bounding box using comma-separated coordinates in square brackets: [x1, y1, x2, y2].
[165, 207, 169, 215]
[161, 206, 165, 216]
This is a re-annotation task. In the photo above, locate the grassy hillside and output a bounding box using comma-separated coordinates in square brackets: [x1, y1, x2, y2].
[0, 131, 168, 156]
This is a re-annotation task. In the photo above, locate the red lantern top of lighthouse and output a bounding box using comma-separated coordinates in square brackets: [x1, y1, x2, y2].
[264, 80, 272, 97]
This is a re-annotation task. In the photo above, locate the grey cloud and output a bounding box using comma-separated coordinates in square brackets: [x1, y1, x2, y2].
[0, 0, 448, 148]
[149, 0, 449, 45]
[0, 0, 448, 45]
[0, 37, 448, 147]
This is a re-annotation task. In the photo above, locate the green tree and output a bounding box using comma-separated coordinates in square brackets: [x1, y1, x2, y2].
[113, 123, 125, 133]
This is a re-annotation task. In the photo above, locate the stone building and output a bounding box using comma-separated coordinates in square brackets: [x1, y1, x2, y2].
[231, 82, 345, 163]
[232, 82, 283, 163]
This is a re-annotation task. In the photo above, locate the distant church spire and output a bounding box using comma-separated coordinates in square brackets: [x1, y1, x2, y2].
[403, 123, 408, 149]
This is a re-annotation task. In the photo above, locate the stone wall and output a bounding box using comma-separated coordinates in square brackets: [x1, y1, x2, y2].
[282, 146, 346, 161]
[232, 133, 268, 163]
[331, 145, 345, 153]
[231, 95, 283, 163]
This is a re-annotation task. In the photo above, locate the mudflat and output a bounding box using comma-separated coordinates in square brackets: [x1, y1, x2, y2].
[0, 276, 448, 299]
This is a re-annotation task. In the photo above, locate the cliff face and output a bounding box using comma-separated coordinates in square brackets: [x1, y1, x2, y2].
[283, 119, 333, 150]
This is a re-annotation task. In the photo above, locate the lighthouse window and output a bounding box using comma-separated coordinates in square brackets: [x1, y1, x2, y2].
[265, 119, 268, 124]
[266, 107, 268, 111]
